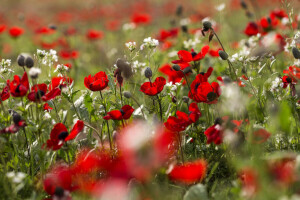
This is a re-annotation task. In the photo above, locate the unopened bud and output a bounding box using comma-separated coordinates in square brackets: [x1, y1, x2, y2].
[172, 64, 181, 71]
[219, 50, 228, 60]
[25, 56, 34, 68]
[12, 112, 21, 124]
[144, 67, 152, 78]
[240, 0, 247, 9]
[292, 47, 300, 59]
[183, 67, 192, 74]
[181, 25, 188, 33]
[172, 96, 177, 103]
[203, 21, 212, 31]
[123, 91, 132, 99]
[176, 5, 183, 16]
[17, 54, 25, 67]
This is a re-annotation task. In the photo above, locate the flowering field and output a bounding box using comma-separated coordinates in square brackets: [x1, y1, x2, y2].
[0, 0, 300, 199]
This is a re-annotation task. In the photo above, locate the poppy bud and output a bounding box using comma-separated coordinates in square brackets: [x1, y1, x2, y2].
[182, 96, 189, 103]
[219, 50, 228, 60]
[172, 64, 181, 71]
[144, 67, 152, 78]
[25, 56, 34, 68]
[292, 47, 300, 59]
[123, 91, 132, 99]
[29, 67, 41, 79]
[176, 5, 183, 16]
[17, 54, 25, 67]
[172, 96, 177, 103]
[183, 67, 192, 74]
[202, 21, 212, 31]
[240, 0, 247, 9]
[181, 25, 188, 33]
[12, 112, 21, 124]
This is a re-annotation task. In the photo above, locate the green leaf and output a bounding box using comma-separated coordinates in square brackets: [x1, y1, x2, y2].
[279, 101, 292, 133]
[183, 184, 209, 200]
[84, 93, 93, 114]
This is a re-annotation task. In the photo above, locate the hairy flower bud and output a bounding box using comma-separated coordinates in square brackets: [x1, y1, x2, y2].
[144, 67, 152, 78]
[203, 21, 212, 31]
[219, 50, 228, 60]
[292, 47, 300, 59]
[17, 54, 25, 67]
[25, 56, 34, 68]
[123, 91, 132, 99]
[172, 64, 181, 71]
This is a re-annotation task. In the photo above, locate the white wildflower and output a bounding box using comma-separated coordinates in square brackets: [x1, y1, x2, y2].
[125, 41, 136, 52]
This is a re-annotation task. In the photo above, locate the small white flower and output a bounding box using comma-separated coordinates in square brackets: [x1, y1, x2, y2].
[122, 23, 136, 31]
[28, 67, 41, 79]
[215, 3, 226, 11]
[125, 41, 136, 51]
[140, 37, 159, 50]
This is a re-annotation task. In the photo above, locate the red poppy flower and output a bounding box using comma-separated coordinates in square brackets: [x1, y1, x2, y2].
[159, 64, 185, 84]
[282, 75, 296, 89]
[59, 50, 79, 60]
[252, 129, 271, 144]
[0, 24, 6, 34]
[35, 26, 55, 34]
[270, 9, 288, 19]
[209, 48, 222, 57]
[189, 81, 221, 104]
[244, 22, 259, 36]
[45, 120, 84, 150]
[0, 86, 10, 102]
[103, 105, 134, 121]
[131, 13, 151, 24]
[164, 103, 201, 132]
[43, 103, 53, 111]
[269, 158, 296, 185]
[157, 28, 179, 41]
[49, 76, 73, 91]
[283, 66, 300, 82]
[86, 29, 104, 40]
[168, 159, 207, 185]
[204, 119, 223, 145]
[172, 46, 210, 65]
[105, 20, 120, 31]
[84, 71, 109, 91]
[27, 83, 61, 102]
[239, 168, 259, 197]
[140, 77, 166, 96]
[9, 26, 24, 38]
[7, 72, 29, 97]
[40, 41, 57, 49]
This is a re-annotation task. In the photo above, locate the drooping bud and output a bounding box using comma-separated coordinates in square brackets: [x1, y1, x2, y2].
[292, 47, 300, 59]
[219, 50, 228, 60]
[123, 91, 132, 99]
[176, 5, 183, 16]
[144, 67, 152, 78]
[183, 67, 192, 74]
[12, 112, 21, 124]
[202, 21, 212, 31]
[240, 0, 248, 9]
[172, 96, 177, 103]
[172, 64, 181, 71]
[25, 56, 34, 68]
[182, 96, 189, 103]
[17, 54, 25, 67]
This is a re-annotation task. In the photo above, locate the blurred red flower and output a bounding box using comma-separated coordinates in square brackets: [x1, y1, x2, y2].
[172, 46, 209, 65]
[27, 83, 61, 102]
[9, 26, 24, 38]
[0, 24, 6, 34]
[131, 13, 151, 24]
[86, 29, 104, 40]
[43, 103, 53, 111]
[168, 159, 207, 185]
[244, 22, 259, 36]
[0, 86, 10, 103]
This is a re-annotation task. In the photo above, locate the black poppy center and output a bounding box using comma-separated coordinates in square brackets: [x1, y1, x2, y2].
[207, 92, 217, 102]
[199, 72, 205, 75]
[54, 187, 64, 198]
[286, 77, 292, 83]
[119, 109, 125, 116]
[58, 131, 69, 140]
[194, 83, 200, 90]
[15, 84, 21, 93]
[35, 90, 45, 99]
[191, 51, 197, 58]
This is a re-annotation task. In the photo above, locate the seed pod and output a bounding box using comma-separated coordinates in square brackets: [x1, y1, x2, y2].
[183, 67, 192, 74]
[202, 21, 212, 31]
[182, 96, 189, 103]
[12, 112, 21, 124]
[219, 50, 228, 60]
[240, 0, 247, 9]
[17, 54, 25, 67]
[292, 47, 300, 59]
[123, 91, 132, 99]
[25, 56, 34, 68]
[144, 67, 152, 78]
[172, 64, 181, 71]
